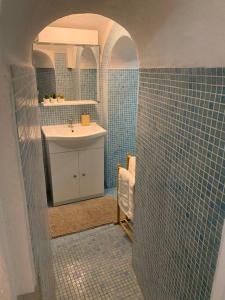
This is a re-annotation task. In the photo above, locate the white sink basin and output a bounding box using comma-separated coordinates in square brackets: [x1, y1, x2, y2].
[42, 122, 106, 141]
[42, 122, 107, 150]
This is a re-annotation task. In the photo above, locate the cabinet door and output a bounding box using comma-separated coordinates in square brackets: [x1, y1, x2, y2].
[79, 148, 104, 198]
[50, 151, 79, 205]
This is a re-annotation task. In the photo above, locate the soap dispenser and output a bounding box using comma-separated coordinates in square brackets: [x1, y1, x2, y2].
[81, 113, 91, 126]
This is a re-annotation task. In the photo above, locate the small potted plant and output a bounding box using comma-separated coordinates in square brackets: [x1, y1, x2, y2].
[57, 94, 65, 103]
[43, 95, 50, 104]
[50, 93, 57, 103]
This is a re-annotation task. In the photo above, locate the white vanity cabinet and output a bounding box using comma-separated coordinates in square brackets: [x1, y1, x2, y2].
[79, 148, 104, 199]
[50, 151, 80, 205]
[46, 136, 105, 206]
[42, 123, 106, 206]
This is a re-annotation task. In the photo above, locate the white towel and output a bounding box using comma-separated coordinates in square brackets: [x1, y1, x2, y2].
[118, 168, 135, 220]
[128, 156, 136, 177]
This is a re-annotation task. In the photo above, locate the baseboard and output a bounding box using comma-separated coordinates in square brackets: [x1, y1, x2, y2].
[52, 193, 104, 206]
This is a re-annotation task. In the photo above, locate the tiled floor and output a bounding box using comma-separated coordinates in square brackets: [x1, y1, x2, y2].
[51, 224, 143, 300]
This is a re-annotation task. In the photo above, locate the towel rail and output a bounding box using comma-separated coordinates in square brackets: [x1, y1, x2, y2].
[117, 163, 121, 225]
[116, 153, 134, 241]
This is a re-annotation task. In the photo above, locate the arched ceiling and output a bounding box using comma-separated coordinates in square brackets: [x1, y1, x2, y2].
[79, 47, 97, 68]
[32, 50, 54, 68]
[110, 36, 138, 68]
[50, 14, 111, 32]
[49, 13, 113, 47]
[1, 0, 225, 67]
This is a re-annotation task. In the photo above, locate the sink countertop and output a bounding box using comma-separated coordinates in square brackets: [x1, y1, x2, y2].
[42, 123, 107, 141]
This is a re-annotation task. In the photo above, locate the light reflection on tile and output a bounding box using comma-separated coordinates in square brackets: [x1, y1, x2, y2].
[52, 225, 143, 300]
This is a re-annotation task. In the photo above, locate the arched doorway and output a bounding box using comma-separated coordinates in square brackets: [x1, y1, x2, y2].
[15, 13, 140, 299]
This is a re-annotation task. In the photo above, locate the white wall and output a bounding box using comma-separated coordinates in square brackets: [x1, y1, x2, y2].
[33, 50, 54, 68]
[109, 36, 138, 69]
[80, 47, 97, 69]
[211, 220, 225, 300]
[138, 0, 225, 67]
[100, 22, 132, 129]
[49, 13, 111, 47]
[38, 26, 98, 45]
[0, 194, 16, 300]
[0, 65, 36, 298]
[1, 0, 225, 67]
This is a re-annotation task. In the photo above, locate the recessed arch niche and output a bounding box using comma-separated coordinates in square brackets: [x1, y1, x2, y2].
[32, 50, 56, 101]
[79, 46, 98, 100]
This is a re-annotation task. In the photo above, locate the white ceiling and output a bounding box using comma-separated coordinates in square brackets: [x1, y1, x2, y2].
[50, 14, 111, 32]
[50, 14, 113, 46]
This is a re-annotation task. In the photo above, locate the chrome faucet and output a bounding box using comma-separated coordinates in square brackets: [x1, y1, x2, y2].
[68, 117, 73, 128]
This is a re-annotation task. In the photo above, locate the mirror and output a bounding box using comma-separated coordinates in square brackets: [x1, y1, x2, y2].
[33, 43, 100, 103]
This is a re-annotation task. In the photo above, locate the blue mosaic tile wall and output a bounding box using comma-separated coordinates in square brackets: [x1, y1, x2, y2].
[36, 68, 56, 101]
[105, 69, 139, 188]
[133, 68, 225, 300]
[39, 104, 100, 126]
[55, 53, 79, 100]
[80, 69, 97, 100]
[11, 65, 55, 300]
[54, 53, 97, 100]
[38, 55, 101, 126]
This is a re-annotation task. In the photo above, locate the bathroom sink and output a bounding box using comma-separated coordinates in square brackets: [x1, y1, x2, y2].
[42, 122, 107, 150]
[42, 122, 106, 141]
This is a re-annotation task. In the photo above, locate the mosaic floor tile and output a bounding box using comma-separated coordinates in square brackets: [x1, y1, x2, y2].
[51, 224, 143, 300]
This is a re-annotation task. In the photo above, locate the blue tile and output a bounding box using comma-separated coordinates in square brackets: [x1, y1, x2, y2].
[52, 225, 143, 300]
[105, 69, 138, 188]
[134, 67, 225, 300]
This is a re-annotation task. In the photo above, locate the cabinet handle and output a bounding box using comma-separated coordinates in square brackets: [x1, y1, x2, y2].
[73, 175, 77, 178]
[82, 173, 86, 176]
